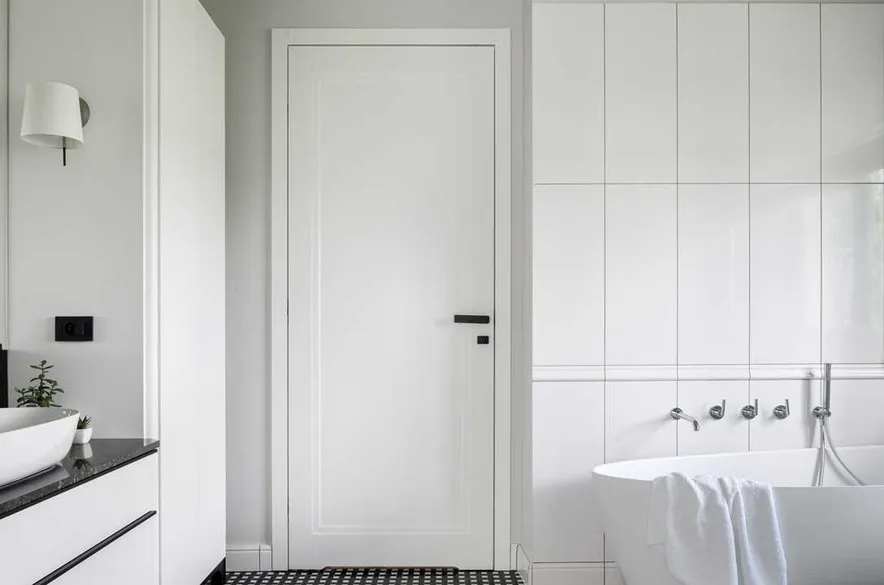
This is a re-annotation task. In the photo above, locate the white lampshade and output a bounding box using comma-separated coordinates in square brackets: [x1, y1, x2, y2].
[21, 81, 84, 149]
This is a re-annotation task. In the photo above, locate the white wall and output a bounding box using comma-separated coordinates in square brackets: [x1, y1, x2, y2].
[7, 0, 145, 437]
[199, 0, 530, 562]
[533, 2, 884, 582]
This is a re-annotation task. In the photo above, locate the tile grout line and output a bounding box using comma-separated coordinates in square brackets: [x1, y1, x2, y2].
[747, 1, 753, 450]
[819, 3, 824, 375]
[602, 4, 609, 572]
[675, 2, 680, 457]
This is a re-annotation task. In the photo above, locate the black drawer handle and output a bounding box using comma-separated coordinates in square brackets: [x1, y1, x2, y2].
[35, 510, 157, 584]
[453, 314, 491, 324]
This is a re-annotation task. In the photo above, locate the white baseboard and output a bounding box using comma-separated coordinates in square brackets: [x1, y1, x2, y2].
[531, 562, 621, 585]
[514, 544, 531, 585]
[227, 544, 273, 572]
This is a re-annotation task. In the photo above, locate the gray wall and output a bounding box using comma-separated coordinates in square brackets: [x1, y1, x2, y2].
[7, 0, 145, 437]
[199, 0, 531, 556]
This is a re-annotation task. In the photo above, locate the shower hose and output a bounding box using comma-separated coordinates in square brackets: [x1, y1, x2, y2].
[813, 416, 865, 487]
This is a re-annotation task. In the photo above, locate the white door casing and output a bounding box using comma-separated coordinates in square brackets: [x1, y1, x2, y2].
[270, 29, 512, 571]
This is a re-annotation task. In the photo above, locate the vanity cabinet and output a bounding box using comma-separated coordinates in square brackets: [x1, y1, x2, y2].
[51, 515, 158, 585]
[0, 451, 158, 585]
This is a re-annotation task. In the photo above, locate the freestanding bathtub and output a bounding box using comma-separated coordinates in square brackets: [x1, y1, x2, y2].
[594, 446, 884, 585]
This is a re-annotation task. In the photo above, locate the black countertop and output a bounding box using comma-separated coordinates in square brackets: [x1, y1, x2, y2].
[0, 438, 159, 520]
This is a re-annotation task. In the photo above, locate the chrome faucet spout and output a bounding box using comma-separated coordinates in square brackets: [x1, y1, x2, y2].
[670, 408, 701, 432]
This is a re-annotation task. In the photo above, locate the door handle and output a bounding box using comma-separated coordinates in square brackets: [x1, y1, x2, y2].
[453, 314, 491, 324]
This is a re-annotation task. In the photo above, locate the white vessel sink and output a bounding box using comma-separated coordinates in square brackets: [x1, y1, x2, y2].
[0, 408, 79, 488]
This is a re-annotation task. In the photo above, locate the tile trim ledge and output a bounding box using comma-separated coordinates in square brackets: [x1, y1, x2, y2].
[533, 364, 884, 382]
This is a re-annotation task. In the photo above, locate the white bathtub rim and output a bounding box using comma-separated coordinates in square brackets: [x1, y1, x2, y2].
[593, 444, 884, 485]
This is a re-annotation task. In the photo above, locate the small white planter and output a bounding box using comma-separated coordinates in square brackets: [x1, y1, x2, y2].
[73, 427, 93, 445]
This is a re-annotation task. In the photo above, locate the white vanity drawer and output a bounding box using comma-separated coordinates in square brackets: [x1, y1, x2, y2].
[48, 514, 158, 585]
[0, 453, 158, 585]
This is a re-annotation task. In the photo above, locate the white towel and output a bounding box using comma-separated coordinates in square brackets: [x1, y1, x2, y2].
[647, 473, 787, 585]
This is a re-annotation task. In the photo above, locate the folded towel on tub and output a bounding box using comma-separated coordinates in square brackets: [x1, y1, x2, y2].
[647, 473, 787, 585]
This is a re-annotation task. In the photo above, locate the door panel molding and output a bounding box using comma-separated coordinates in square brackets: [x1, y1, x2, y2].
[270, 28, 512, 571]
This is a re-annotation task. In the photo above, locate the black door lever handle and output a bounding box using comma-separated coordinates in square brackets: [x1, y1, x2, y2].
[453, 314, 491, 324]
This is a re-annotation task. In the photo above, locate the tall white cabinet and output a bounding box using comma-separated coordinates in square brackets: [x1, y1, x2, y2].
[6, 1, 225, 583]
[533, 3, 884, 583]
[154, 1, 226, 584]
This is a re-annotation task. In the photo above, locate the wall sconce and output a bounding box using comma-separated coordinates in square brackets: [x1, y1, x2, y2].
[20, 81, 91, 166]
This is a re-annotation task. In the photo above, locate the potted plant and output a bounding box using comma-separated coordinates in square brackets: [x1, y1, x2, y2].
[15, 360, 64, 407]
[74, 415, 93, 444]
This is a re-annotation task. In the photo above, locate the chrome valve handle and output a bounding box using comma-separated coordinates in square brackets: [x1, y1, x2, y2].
[741, 399, 759, 420]
[773, 399, 791, 420]
[709, 400, 727, 420]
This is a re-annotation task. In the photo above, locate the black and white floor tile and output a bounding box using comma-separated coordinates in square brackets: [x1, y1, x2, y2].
[226, 569, 522, 585]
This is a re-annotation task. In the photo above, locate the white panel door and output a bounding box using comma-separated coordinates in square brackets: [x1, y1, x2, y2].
[533, 185, 605, 367]
[821, 5, 884, 183]
[678, 4, 749, 183]
[605, 4, 677, 184]
[750, 4, 821, 183]
[287, 45, 495, 569]
[533, 3, 604, 184]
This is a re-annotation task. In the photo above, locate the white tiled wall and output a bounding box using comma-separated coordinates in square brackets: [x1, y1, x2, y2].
[534, 186, 605, 366]
[532, 1, 884, 568]
[677, 4, 749, 183]
[750, 4, 821, 183]
[606, 186, 677, 365]
[821, 5, 884, 184]
[533, 3, 604, 184]
[678, 185, 749, 364]
[821, 184, 884, 363]
[533, 382, 605, 562]
[749, 184, 821, 364]
[605, 3, 677, 184]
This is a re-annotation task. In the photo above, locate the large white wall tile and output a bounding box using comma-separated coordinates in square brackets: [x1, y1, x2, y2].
[749, 379, 818, 452]
[606, 381, 677, 462]
[678, 4, 749, 183]
[678, 185, 749, 365]
[825, 379, 884, 447]
[534, 186, 605, 366]
[822, 185, 884, 364]
[605, 4, 677, 183]
[677, 381, 750, 456]
[750, 185, 821, 364]
[533, 3, 605, 184]
[533, 382, 605, 563]
[821, 5, 884, 183]
[750, 4, 821, 183]
[606, 186, 677, 365]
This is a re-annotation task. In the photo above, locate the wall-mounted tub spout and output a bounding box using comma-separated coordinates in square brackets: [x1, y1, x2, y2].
[670, 408, 700, 431]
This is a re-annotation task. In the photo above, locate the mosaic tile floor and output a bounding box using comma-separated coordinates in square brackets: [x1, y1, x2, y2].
[226, 569, 522, 585]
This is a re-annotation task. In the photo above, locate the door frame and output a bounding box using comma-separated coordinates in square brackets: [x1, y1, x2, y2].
[270, 28, 512, 571]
